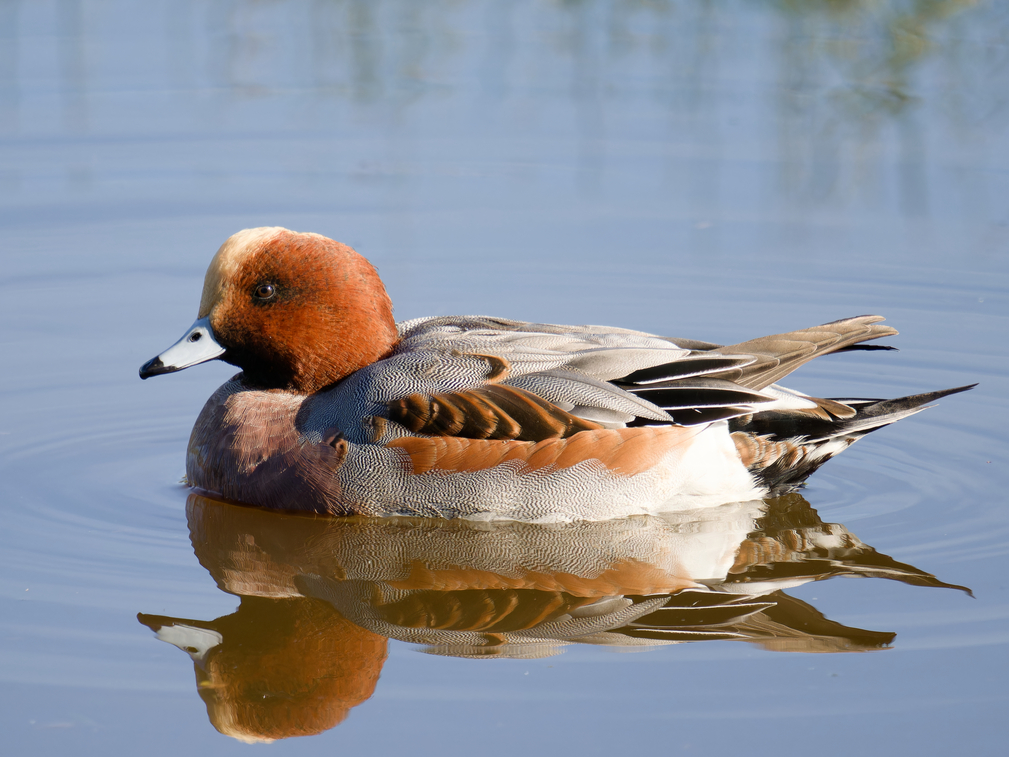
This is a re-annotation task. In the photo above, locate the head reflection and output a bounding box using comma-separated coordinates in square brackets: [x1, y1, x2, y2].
[140, 492, 967, 741]
[140, 597, 385, 743]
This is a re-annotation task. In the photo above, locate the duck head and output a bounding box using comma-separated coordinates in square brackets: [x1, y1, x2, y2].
[139, 227, 398, 393]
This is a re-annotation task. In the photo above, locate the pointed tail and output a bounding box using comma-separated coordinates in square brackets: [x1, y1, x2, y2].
[730, 384, 976, 492]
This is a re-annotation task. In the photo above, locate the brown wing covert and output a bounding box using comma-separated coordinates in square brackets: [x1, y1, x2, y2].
[388, 385, 604, 442]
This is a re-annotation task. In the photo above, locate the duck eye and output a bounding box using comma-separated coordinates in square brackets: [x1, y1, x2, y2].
[254, 283, 276, 300]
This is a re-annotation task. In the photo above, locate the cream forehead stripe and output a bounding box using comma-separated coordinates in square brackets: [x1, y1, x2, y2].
[198, 226, 286, 318]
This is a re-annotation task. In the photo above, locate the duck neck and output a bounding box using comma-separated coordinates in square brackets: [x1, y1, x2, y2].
[297, 306, 399, 394]
[240, 305, 399, 395]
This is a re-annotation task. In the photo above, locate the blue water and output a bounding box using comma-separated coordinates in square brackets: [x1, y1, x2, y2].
[1, 1, 1007, 754]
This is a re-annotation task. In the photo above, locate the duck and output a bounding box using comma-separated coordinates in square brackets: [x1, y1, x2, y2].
[139, 226, 972, 521]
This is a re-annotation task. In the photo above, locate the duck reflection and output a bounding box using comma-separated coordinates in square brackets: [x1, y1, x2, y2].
[139, 492, 967, 741]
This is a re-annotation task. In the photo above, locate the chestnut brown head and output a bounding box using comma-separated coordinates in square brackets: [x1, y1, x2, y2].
[140, 227, 398, 393]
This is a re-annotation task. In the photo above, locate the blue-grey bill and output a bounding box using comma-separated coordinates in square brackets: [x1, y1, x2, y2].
[139, 316, 226, 379]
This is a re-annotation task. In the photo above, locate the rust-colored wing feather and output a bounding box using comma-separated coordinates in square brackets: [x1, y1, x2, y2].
[389, 384, 604, 442]
[386, 426, 697, 476]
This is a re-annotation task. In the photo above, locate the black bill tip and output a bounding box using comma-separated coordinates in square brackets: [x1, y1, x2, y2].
[139, 356, 179, 379]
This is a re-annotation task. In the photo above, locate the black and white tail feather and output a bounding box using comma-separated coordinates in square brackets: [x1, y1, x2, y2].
[609, 315, 975, 493]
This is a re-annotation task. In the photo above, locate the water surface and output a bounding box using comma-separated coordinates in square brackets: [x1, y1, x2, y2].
[1, 1, 1007, 754]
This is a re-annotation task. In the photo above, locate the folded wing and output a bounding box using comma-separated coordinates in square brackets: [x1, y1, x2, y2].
[387, 315, 901, 442]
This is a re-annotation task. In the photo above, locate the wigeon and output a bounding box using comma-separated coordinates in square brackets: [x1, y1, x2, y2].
[139, 227, 972, 521]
